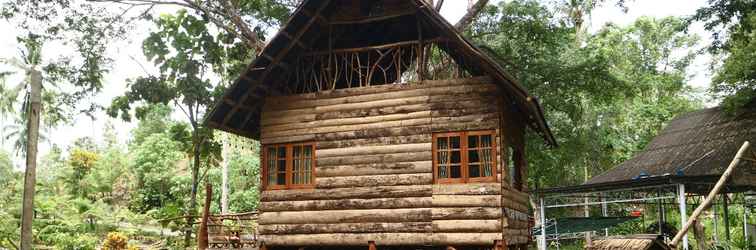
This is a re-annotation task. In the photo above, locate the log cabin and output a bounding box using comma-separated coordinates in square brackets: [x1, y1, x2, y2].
[204, 0, 557, 249]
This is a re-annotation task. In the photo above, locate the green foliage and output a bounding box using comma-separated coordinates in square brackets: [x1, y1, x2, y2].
[129, 132, 185, 213]
[471, 0, 701, 188]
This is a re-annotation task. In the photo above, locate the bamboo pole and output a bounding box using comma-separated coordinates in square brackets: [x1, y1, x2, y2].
[669, 141, 750, 248]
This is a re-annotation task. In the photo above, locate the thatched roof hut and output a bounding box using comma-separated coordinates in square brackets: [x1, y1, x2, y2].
[544, 104, 756, 194]
[586, 235, 671, 250]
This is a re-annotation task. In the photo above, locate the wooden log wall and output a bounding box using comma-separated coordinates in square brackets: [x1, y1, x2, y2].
[258, 76, 530, 247]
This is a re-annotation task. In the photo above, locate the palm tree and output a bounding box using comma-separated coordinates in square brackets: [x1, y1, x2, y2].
[0, 33, 44, 250]
[3, 116, 49, 156]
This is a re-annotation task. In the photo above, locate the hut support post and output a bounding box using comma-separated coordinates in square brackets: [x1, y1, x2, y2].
[723, 195, 731, 241]
[713, 200, 719, 243]
[539, 197, 546, 250]
[368, 241, 376, 250]
[601, 194, 608, 237]
[677, 183, 689, 250]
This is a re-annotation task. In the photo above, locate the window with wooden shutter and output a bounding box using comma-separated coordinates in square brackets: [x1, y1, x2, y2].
[263, 142, 316, 190]
[433, 130, 497, 184]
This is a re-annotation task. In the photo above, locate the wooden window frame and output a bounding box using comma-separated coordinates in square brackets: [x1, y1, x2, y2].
[433, 130, 498, 184]
[262, 142, 317, 190]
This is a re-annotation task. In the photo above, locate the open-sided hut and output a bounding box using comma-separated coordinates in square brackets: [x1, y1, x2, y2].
[204, 1, 557, 249]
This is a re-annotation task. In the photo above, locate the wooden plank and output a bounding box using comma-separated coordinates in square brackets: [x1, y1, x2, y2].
[431, 207, 502, 220]
[259, 233, 432, 246]
[262, 117, 431, 139]
[262, 96, 429, 119]
[261, 185, 431, 202]
[432, 220, 501, 233]
[259, 222, 431, 234]
[317, 134, 431, 150]
[265, 77, 492, 103]
[262, 111, 431, 134]
[317, 161, 432, 177]
[260, 197, 431, 212]
[432, 183, 502, 195]
[317, 143, 430, 158]
[432, 195, 501, 207]
[259, 208, 430, 224]
[317, 173, 431, 188]
[431, 233, 503, 245]
[317, 151, 432, 166]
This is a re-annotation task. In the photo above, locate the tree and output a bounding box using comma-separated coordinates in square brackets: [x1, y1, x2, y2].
[470, 0, 701, 189]
[689, 0, 756, 111]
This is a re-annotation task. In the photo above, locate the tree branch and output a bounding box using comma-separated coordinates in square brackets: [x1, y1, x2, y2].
[454, 0, 489, 31]
[434, 0, 444, 11]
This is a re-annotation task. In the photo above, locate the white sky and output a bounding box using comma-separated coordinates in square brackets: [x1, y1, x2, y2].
[0, 0, 714, 168]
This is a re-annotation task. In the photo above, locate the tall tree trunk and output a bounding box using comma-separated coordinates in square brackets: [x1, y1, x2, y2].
[20, 69, 42, 250]
[583, 164, 591, 246]
[221, 133, 230, 214]
[185, 132, 202, 247]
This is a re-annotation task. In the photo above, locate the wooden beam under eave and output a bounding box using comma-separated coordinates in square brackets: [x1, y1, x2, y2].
[281, 31, 311, 50]
[220, 0, 331, 128]
[329, 9, 417, 25]
[208, 121, 258, 139]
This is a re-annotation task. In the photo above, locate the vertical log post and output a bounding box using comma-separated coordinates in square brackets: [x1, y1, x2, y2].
[198, 183, 212, 250]
[677, 184, 688, 250]
[368, 241, 376, 250]
[724, 194, 731, 241]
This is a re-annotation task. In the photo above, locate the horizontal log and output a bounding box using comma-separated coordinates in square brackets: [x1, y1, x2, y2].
[316, 126, 430, 141]
[262, 103, 432, 126]
[432, 195, 500, 207]
[259, 222, 432, 234]
[260, 197, 431, 212]
[317, 161, 432, 177]
[317, 134, 431, 149]
[259, 208, 430, 225]
[262, 111, 431, 134]
[262, 96, 429, 120]
[431, 113, 500, 124]
[316, 173, 431, 188]
[259, 233, 432, 246]
[433, 183, 502, 195]
[264, 76, 492, 104]
[431, 120, 500, 132]
[261, 125, 430, 145]
[431, 233, 503, 246]
[262, 117, 431, 139]
[261, 185, 431, 202]
[264, 87, 430, 111]
[431, 207, 502, 220]
[428, 84, 499, 97]
[432, 220, 501, 233]
[317, 143, 430, 158]
[317, 151, 432, 166]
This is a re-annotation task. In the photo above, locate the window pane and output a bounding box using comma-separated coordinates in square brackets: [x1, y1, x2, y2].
[438, 165, 448, 178]
[450, 136, 460, 149]
[481, 135, 492, 147]
[278, 146, 286, 158]
[451, 151, 461, 164]
[481, 148, 493, 177]
[276, 173, 286, 185]
[293, 145, 313, 185]
[267, 148, 277, 184]
[468, 135, 478, 148]
[450, 165, 461, 178]
[469, 164, 480, 178]
[437, 137, 448, 150]
[468, 150, 479, 163]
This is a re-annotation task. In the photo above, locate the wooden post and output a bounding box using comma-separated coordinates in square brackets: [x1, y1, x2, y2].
[198, 183, 212, 250]
[368, 241, 376, 250]
[669, 141, 750, 248]
[723, 194, 731, 241]
[494, 239, 507, 250]
[260, 242, 268, 250]
[446, 246, 456, 250]
[677, 184, 688, 250]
